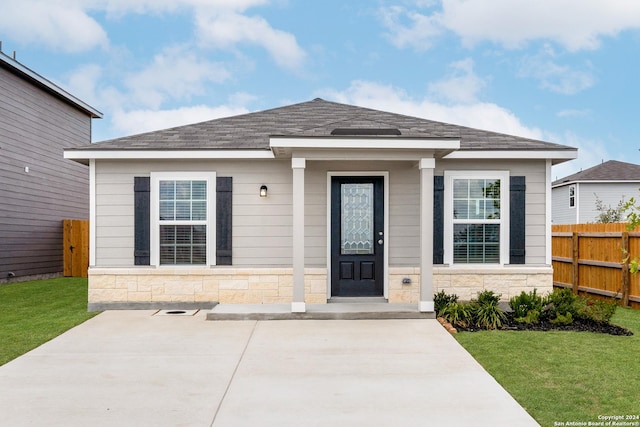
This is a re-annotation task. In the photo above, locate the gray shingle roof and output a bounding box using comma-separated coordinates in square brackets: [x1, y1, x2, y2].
[70, 98, 573, 152]
[553, 160, 640, 185]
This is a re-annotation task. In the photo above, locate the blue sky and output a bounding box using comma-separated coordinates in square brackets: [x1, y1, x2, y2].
[2, 0, 640, 179]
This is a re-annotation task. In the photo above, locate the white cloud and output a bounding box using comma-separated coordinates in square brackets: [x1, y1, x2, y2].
[62, 63, 104, 106]
[379, 5, 442, 51]
[100, 0, 268, 15]
[557, 109, 591, 118]
[323, 80, 619, 183]
[380, 0, 640, 52]
[125, 45, 232, 109]
[427, 58, 486, 103]
[519, 49, 595, 95]
[109, 104, 250, 138]
[195, 11, 306, 70]
[0, 1, 108, 52]
[0, 0, 301, 71]
[320, 80, 543, 140]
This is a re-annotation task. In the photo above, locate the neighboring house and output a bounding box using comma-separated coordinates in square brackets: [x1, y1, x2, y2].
[64, 98, 577, 312]
[552, 160, 640, 224]
[0, 51, 102, 283]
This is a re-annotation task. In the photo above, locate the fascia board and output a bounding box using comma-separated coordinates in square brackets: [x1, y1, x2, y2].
[64, 150, 275, 161]
[444, 150, 578, 161]
[269, 137, 461, 151]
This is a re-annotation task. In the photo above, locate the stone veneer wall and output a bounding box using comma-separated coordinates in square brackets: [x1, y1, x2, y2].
[88, 267, 328, 308]
[88, 266, 552, 309]
[388, 266, 554, 303]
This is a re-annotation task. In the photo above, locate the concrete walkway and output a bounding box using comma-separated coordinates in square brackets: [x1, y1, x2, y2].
[0, 311, 539, 426]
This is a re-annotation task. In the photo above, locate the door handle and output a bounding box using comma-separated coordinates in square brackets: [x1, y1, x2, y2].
[378, 239, 384, 245]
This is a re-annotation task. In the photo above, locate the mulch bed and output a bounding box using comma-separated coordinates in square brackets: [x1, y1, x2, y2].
[453, 313, 633, 336]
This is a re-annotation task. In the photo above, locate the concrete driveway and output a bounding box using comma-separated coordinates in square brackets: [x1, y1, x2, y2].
[0, 311, 539, 426]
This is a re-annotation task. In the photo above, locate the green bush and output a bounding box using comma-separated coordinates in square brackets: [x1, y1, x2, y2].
[544, 288, 618, 325]
[550, 312, 573, 326]
[439, 302, 473, 328]
[475, 289, 501, 306]
[517, 309, 541, 325]
[510, 289, 544, 322]
[434, 290, 458, 316]
[573, 297, 618, 324]
[544, 288, 578, 323]
[472, 290, 507, 330]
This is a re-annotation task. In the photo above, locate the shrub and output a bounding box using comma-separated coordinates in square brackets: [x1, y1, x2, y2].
[550, 312, 573, 326]
[544, 288, 578, 323]
[544, 289, 618, 325]
[516, 309, 540, 325]
[573, 297, 618, 324]
[472, 290, 507, 330]
[439, 302, 473, 328]
[475, 290, 501, 306]
[509, 289, 544, 323]
[434, 290, 458, 316]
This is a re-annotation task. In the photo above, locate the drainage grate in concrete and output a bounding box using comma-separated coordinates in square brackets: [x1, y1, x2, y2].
[154, 309, 200, 316]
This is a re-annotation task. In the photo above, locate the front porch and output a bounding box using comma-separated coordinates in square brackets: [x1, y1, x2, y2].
[206, 301, 437, 320]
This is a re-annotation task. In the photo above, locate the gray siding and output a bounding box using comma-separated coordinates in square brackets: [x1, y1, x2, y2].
[551, 184, 577, 224]
[578, 182, 639, 223]
[435, 159, 548, 265]
[0, 67, 91, 280]
[95, 160, 293, 267]
[95, 158, 549, 268]
[552, 182, 640, 224]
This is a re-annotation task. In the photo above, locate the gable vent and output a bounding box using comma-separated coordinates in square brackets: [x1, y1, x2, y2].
[330, 128, 401, 136]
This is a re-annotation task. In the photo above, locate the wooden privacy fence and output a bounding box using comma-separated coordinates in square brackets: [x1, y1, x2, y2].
[63, 219, 89, 278]
[552, 223, 640, 309]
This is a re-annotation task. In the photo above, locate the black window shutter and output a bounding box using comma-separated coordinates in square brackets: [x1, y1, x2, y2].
[509, 176, 526, 264]
[433, 175, 444, 264]
[134, 177, 151, 265]
[216, 177, 233, 265]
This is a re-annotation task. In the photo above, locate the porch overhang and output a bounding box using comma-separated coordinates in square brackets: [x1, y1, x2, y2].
[269, 137, 460, 159]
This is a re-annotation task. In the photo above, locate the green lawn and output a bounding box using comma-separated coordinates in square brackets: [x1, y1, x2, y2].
[456, 307, 640, 427]
[0, 277, 98, 366]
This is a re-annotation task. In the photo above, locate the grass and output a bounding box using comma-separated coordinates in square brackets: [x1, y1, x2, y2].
[455, 307, 640, 426]
[0, 277, 98, 366]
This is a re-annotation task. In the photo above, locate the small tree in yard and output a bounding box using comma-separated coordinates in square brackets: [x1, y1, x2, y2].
[623, 196, 640, 273]
[594, 195, 626, 223]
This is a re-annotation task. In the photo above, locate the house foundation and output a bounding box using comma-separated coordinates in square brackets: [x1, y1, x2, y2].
[87, 266, 553, 311]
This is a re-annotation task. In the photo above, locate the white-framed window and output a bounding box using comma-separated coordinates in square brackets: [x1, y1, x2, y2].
[569, 185, 576, 208]
[150, 172, 216, 266]
[444, 171, 509, 265]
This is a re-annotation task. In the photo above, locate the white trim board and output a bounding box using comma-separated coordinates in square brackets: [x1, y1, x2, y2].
[445, 150, 577, 162]
[271, 137, 460, 150]
[65, 150, 275, 163]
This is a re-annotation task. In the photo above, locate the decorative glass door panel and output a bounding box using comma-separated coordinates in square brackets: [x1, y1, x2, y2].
[341, 183, 374, 255]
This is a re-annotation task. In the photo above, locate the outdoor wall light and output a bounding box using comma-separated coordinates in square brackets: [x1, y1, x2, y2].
[260, 185, 268, 197]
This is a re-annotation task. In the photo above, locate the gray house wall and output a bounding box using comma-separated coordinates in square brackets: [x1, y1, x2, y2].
[552, 182, 640, 224]
[578, 182, 639, 223]
[93, 157, 549, 268]
[551, 184, 577, 224]
[0, 62, 94, 282]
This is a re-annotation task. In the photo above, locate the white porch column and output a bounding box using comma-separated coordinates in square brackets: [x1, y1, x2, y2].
[291, 157, 306, 313]
[419, 158, 435, 312]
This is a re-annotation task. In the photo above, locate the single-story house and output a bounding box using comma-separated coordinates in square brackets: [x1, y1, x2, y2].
[552, 160, 640, 224]
[64, 98, 577, 312]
